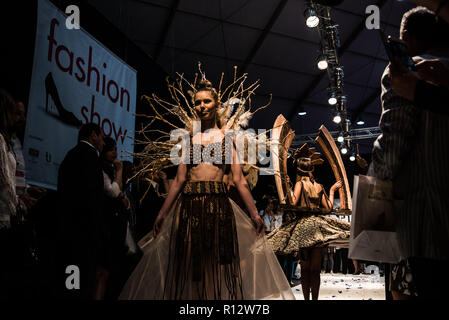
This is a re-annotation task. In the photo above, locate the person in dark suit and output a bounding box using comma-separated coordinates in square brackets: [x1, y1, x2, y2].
[56, 123, 105, 299]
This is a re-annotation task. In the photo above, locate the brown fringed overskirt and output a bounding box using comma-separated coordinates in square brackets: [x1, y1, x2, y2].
[163, 181, 243, 299]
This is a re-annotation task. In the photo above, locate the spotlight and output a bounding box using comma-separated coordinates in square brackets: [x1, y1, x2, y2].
[304, 5, 319, 28]
[356, 120, 365, 126]
[298, 106, 307, 116]
[333, 112, 342, 124]
[340, 146, 348, 155]
[337, 133, 344, 143]
[349, 154, 356, 161]
[328, 91, 337, 105]
[317, 54, 328, 70]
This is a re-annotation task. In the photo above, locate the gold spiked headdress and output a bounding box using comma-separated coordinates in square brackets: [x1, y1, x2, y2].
[292, 143, 324, 172]
[127, 63, 271, 202]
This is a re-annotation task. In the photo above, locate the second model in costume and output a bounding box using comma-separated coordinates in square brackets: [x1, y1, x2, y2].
[120, 67, 295, 300]
[267, 144, 351, 300]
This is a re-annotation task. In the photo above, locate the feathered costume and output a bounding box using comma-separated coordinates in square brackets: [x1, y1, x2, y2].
[119, 64, 295, 300]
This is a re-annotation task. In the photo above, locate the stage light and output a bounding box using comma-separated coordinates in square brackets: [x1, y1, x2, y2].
[298, 106, 307, 116]
[304, 5, 319, 28]
[317, 54, 328, 70]
[337, 133, 344, 143]
[333, 112, 341, 124]
[340, 145, 348, 155]
[356, 120, 365, 126]
[328, 91, 337, 105]
[349, 154, 356, 161]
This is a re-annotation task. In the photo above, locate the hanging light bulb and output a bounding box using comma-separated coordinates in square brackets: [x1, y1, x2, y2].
[317, 54, 328, 70]
[333, 112, 341, 124]
[298, 106, 307, 116]
[349, 153, 356, 161]
[340, 145, 348, 155]
[304, 3, 319, 28]
[328, 91, 337, 105]
[337, 133, 344, 143]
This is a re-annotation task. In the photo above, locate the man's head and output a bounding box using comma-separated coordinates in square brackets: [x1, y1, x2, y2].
[400, 6, 438, 56]
[78, 123, 105, 153]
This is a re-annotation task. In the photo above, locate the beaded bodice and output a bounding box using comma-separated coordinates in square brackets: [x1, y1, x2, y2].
[188, 136, 233, 166]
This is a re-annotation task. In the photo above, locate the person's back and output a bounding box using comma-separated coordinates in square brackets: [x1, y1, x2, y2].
[372, 6, 449, 299]
[58, 142, 103, 234]
[374, 7, 449, 261]
[56, 123, 105, 299]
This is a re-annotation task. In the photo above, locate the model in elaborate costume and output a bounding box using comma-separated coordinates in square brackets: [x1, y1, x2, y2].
[267, 144, 351, 300]
[119, 66, 295, 300]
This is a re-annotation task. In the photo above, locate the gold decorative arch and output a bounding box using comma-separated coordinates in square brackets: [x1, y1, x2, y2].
[272, 115, 352, 213]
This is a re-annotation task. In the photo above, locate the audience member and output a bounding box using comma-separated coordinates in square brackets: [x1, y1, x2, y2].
[0, 89, 20, 299]
[372, 7, 449, 299]
[56, 122, 105, 299]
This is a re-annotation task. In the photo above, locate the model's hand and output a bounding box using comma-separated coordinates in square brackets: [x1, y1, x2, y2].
[251, 215, 265, 235]
[356, 155, 368, 169]
[416, 59, 449, 88]
[153, 213, 166, 238]
[330, 180, 343, 192]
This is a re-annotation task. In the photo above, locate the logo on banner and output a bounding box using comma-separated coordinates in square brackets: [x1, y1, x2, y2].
[65, 5, 80, 30]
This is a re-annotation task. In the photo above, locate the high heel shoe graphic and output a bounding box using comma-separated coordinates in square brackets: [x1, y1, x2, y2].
[45, 72, 82, 127]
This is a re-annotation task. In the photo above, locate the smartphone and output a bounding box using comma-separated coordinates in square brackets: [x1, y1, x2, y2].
[379, 30, 417, 71]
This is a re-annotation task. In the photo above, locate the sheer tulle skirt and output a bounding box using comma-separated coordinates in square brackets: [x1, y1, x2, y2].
[119, 181, 295, 300]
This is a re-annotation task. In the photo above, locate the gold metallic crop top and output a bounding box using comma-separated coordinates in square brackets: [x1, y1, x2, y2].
[187, 136, 233, 166]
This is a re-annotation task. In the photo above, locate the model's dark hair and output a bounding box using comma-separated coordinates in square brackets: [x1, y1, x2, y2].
[400, 7, 438, 45]
[100, 136, 117, 180]
[0, 89, 16, 144]
[102, 136, 116, 154]
[78, 122, 101, 142]
[196, 80, 219, 102]
[296, 157, 313, 173]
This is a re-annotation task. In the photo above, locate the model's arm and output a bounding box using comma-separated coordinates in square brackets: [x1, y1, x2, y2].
[231, 140, 264, 234]
[291, 181, 302, 206]
[153, 162, 187, 237]
[324, 181, 342, 210]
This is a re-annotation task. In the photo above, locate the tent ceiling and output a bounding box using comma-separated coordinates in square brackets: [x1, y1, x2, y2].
[87, 0, 416, 152]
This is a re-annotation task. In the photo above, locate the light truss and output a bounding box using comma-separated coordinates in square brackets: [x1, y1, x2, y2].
[290, 126, 381, 148]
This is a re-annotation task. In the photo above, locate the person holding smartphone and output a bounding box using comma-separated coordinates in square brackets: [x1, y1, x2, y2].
[372, 6, 449, 300]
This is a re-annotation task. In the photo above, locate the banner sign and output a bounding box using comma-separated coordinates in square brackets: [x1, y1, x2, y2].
[24, 0, 137, 189]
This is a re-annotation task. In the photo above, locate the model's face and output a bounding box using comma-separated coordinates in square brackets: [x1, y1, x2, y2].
[194, 91, 217, 121]
[104, 146, 117, 163]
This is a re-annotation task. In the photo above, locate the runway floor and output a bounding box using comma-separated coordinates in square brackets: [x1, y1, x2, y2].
[292, 272, 386, 300]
